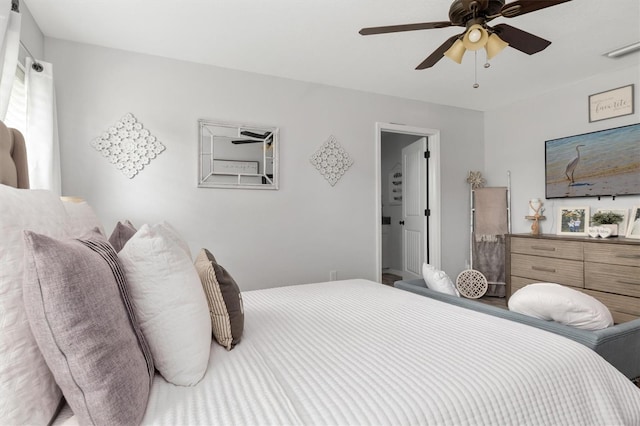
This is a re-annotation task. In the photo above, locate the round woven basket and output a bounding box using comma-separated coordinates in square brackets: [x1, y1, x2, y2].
[456, 269, 488, 299]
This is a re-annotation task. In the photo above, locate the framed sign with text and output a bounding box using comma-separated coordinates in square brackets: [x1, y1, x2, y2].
[589, 84, 634, 122]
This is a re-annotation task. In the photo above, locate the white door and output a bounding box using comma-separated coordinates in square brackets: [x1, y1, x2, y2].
[401, 138, 427, 280]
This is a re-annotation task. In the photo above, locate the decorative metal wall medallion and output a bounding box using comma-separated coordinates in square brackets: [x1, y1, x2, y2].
[309, 135, 353, 186]
[91, 113, 165, 178]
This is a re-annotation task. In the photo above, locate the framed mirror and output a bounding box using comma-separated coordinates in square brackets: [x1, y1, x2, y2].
[198, 120, 279, 189]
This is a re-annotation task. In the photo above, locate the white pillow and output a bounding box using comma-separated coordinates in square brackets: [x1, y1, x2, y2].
[61, 197, 106, 237]
[422, 263, 460, 297]
[118, 223, 211, 386]
[508, 283, 613, 330]
[158, 220, 192, 259]
[0, 186, 65, 425]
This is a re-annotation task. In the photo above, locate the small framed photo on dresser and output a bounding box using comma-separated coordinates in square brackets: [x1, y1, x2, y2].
[626, 206, 640, 239]
[557, 206, 589, 236]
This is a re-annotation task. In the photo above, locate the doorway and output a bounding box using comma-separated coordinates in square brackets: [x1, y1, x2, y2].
[375, 123, 441, 284]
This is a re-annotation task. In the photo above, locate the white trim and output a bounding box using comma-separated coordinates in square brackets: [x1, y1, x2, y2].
[375, 122, 441, 283]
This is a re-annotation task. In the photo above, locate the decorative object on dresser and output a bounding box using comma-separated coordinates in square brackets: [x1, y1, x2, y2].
[545, 123, 640, 199]
[556, 206, 589, 236]
[525, 198, 545, 235]
[588, 226, 613, 239]
[506, 233, 640, 324]
[627, 206, 640, 239]
[592, 209, 626, 237]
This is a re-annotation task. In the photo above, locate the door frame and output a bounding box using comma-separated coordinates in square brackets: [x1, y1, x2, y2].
[375, 122, 441, 283]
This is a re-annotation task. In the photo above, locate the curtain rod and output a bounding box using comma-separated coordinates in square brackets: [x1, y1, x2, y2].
[19, 41, 44, 72]
[12, 0, 43, 72]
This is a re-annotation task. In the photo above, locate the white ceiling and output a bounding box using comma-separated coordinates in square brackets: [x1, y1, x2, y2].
[22, 0, 640, 111]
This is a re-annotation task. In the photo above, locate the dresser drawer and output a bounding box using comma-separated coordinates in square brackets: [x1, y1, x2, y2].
[582, 289, 640, 323]
[510, 237, 583, 261]
[584, 243, 640, 267]
[509, 276, 539, 295]
[510, 253, 583, 288]
[584, 262, 640, 297]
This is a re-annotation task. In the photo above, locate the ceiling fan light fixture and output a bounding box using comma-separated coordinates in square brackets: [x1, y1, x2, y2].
[444, 39, 466, 63]
[462, 24, 488, 51]
[485, 33, 509, 59]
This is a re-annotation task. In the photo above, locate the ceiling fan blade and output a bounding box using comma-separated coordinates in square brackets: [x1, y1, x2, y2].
[231, 139, 262, 144]
[492, 24, 551, 55]
[359, 21, 452, 36]
[500, 0, 571, 18]
[240, 130, 272, 139]
[415, 34, 461, 70]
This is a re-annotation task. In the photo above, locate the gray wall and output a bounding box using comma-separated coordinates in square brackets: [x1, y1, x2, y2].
[485, 66, 640, 236]
[18, 1, 43, 59]
[45, 38, 484, 290]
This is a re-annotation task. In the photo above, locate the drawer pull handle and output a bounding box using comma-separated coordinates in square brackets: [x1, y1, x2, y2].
[617, 280, 640, 286]
[532, 266, 556, 273]
[531, 245, 556, 252]
[616, 254, 640, 259]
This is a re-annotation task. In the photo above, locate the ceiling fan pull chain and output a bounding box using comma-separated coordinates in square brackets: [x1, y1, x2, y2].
[473, 51, 479, 88]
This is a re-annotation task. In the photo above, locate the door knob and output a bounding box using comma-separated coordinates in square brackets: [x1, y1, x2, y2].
[399, 220, 405, 225]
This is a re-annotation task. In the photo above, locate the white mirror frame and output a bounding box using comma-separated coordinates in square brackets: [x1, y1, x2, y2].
[198, 120, 279, 190]
[626, 205, 640, 239]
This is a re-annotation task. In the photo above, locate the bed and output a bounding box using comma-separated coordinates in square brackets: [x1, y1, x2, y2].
[1, 121, 640, 426]
[56, 280, 640, 425]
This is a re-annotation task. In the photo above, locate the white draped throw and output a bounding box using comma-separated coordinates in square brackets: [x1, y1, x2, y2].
[0, 0, 21, 119]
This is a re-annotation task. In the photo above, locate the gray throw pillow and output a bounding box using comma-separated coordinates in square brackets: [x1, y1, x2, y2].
[108, 219, 137, 252]
[22, 231, 154, 425]
[195, 248, 244, 350]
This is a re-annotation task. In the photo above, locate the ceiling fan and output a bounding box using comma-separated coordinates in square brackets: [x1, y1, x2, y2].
[231, 130, 273, 145]
[359, 0, 572, 70]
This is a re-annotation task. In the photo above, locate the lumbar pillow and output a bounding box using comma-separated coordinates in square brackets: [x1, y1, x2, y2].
[422, 263, 460, 297]
[108, 219, 137, 252]
[0, 186, 66, 425]
[508, 283, 613, 330]
[195, 249, 244, 350]
[22, 230, 153, 425]
[118, 223, 211, 386]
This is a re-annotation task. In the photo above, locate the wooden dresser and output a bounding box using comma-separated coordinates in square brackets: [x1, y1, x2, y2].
[506, 234, 640, 323]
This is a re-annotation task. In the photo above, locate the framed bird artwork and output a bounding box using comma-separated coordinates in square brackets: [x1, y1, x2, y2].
[544, 123, 640, 199]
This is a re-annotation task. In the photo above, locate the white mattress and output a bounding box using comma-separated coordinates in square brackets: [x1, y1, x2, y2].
[60, 279, 640, 425]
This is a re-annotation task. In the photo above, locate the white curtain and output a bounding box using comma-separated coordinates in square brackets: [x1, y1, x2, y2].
[25, 57, 61, 194]
[0, 0, 21, 119]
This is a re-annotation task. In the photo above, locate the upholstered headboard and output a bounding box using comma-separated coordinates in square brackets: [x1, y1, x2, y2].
[0, 120, 29, 189]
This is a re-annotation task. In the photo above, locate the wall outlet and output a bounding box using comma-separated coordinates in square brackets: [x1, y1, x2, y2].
[330, 270, 337, 281]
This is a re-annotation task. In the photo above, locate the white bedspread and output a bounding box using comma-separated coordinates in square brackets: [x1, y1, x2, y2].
[61, 279, 640, 425]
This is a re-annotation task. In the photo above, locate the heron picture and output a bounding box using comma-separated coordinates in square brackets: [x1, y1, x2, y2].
[545, 123, 640, 199]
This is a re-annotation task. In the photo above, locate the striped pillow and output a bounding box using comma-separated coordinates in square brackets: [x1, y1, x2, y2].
[195, 249, 244, 350]
[22, 230, 153, 425]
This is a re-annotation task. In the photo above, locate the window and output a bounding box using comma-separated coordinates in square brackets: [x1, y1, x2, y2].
[4, 62, 26, 135]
